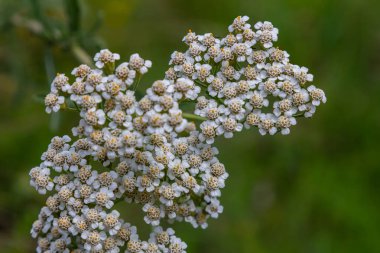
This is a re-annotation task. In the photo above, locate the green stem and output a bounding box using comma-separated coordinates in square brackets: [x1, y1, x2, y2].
[212, 62, 221, 75]
[104, 62, 115, 75]
[73, 101, 81, 111]
[133, 73, 142, 91]
[62, 105, 79, 111]
[182, 113, 206, 121]
[194, 80, 207, 88]
[44, 46, 55, 82]
[293, 113, 304, 118]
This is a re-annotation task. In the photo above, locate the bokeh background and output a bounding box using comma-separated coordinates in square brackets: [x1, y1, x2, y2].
[1, 0, 380, 252]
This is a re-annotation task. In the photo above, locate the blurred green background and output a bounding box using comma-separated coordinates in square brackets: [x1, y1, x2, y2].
[1, 0, 379, 252]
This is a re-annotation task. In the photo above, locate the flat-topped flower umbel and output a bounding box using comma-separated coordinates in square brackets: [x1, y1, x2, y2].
[32, 15, 326, 253]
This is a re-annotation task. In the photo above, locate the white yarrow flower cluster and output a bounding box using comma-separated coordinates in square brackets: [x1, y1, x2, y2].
[31, 16, 325, 252]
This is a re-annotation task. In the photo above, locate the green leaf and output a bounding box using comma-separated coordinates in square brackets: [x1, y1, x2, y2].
[65, 0, 81, 34]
